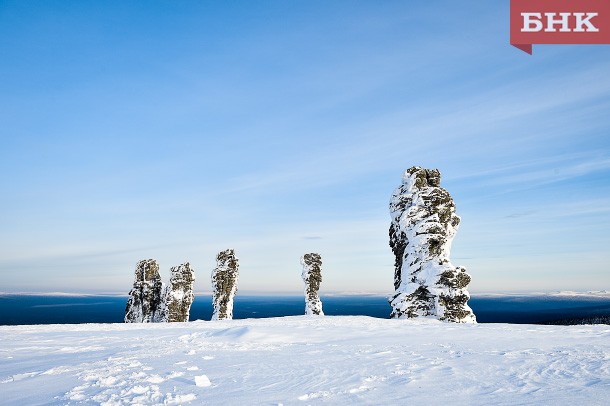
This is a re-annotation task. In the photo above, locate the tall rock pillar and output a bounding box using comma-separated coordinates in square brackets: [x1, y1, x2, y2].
[389, 166, 476, 323]
[124, 259, 165, 323]
[211, 249, 239, 320]
[301, 253, 324, 315]
[164, 262, 196, 322]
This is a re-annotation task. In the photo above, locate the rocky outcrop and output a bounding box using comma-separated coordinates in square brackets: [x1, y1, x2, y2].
[125, 260, 196, 323]
[163, 263, 196, 323]
[301, 253, 324, 315]
[124, 259, 165, 323]
[389, 166, 475, 323]
[211, 249, 239, 320]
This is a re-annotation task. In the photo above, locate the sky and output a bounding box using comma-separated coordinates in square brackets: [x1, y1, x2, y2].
[1, 1, 609, 295]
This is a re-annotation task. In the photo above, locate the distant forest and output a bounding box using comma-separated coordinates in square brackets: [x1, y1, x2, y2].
[542, 315, 610, 326]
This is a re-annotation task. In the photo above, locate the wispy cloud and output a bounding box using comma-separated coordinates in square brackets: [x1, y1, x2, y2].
[464, 155, 610, 191]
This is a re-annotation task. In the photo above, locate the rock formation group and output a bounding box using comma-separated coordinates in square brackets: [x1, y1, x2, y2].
[124, 249, 322, 322]
[125, 259, 195, 323]
[388, 166, 475, 323]
[125, 166, 475, 324]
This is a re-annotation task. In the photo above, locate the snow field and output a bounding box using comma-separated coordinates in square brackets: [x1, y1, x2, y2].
[1, 316, 609, 405]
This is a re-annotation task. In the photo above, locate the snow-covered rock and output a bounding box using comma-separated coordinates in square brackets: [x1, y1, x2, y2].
[163, 263, 195, 323]
[211, 249, 239, 321]
[124, 259, 165, 323]
[301, 253, 324, 315]
[389, 166, 475, 323]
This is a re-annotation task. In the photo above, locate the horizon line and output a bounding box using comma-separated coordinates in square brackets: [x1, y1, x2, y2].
[1, 290, 609, 298]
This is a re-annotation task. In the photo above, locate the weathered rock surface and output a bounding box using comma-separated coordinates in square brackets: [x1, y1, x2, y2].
[211, 249, 239, 320]
[124, 259, 165, 323]
[301, 253, 324, 315]
[389, 166, 476, 323]
[125, 260, 196, 323]
[163, 262, 196, 323]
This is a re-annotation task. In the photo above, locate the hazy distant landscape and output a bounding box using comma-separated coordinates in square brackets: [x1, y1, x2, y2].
[2, 293, 609, 326]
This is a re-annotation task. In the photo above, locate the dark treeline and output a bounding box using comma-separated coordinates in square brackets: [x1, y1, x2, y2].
[541, 315, 610, 326]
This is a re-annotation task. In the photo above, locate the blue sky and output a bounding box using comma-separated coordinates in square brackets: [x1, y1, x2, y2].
[1, 1, 609, 294]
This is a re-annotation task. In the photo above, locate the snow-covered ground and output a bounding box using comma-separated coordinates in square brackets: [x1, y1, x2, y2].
[1, 316, 609, 405]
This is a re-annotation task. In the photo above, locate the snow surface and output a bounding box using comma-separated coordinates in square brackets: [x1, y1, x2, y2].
[1, 316, 609, 405]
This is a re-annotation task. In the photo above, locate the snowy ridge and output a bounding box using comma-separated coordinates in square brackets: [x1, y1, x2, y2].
[473, 291, 610, 299]
[550, 290, 610, 298]
[0, 292, 127, 297]
[1, 316, 609, 405]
